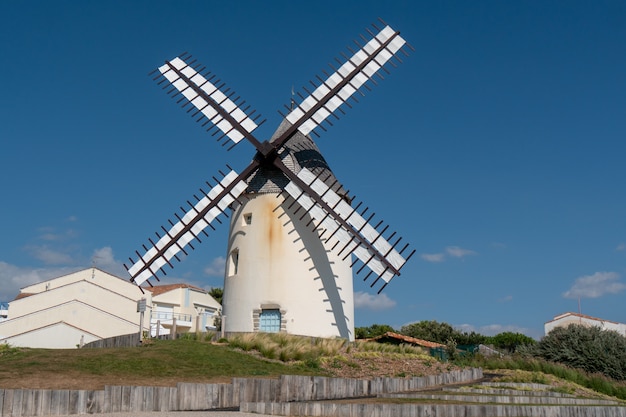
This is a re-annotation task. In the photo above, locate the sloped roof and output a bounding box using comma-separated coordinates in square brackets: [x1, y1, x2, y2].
[144, 283, 207, 297]
[545, 311, 621, 326]
[369, 331, 445, 349]
[13, 292, 35, 301]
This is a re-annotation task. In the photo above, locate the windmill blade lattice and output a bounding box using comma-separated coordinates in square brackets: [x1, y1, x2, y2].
[276, 23, 411, 144]
[282, 168, 414, 293]
[126, 167, 252, 286]
[127, 19, 414, 295]
[154, 54, 264, 148]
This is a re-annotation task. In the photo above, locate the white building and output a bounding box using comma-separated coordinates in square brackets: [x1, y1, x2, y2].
[145, 283, 221, 337]
[0, 268, 220, 348]
[545, 312, 626, 336]
[0, 302, 8, 322]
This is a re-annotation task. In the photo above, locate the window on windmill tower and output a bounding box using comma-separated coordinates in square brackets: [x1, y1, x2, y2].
[228, 249, 239, 276]
[243, 213, 252, 225]
[259, 309, 281, 333]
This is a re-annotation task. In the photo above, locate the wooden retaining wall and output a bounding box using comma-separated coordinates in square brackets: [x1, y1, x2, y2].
[0, 368, 482, 416]
[81, 334, 140, 349]
[241, 402, 626, 417]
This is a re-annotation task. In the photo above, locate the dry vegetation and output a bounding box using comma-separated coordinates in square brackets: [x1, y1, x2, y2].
[227, 333, 461, 379]
[0, 335, 461, 390]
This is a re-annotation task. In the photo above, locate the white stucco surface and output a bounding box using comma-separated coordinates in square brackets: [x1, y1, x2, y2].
[223, 193, 355, 341]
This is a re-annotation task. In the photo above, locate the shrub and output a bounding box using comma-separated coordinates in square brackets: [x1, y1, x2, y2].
[488, 332, 536, 353]
[535, 324, 626, 381]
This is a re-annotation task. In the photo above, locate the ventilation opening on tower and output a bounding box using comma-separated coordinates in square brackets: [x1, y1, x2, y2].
[228, 249, 239, 276]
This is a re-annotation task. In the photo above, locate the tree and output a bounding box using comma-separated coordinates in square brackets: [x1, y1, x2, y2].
[209, 287, 223, 305]
[355, 324, 395, 339]
[455, 331, 488, 346]
[488, 331, 536, 353]
[400, 320, 456, 344]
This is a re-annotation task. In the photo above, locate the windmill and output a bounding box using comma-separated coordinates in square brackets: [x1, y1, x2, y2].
[125, 19, 415, 341]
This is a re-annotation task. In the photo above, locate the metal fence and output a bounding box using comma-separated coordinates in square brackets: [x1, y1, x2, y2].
[151, 312, 193, 322]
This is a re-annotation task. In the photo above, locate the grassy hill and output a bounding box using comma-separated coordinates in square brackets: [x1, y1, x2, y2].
[2, 332, 625, 402]
[0, 337, 321, 389]
[0, 334, 448, 390]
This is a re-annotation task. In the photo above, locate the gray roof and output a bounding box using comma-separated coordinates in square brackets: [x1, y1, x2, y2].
[245, 119, 348, 198]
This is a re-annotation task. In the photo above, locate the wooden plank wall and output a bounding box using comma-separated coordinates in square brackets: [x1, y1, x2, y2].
[0, 368, 482, 416]
[241, 402, 626, 417]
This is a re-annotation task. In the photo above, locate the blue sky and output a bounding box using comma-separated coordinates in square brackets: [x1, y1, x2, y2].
[1, 1, 625, 339]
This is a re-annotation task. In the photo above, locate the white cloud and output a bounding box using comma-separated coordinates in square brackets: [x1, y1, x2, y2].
[616, 243, 626, 251]
[563, 271, 626, 299]
[420, 246, 477, 263]
[204, 257, 226, 277]
[498, 295, 513, 303]
[35, 226, 78, 242]
[0, 261, 79, 301]
[420, 253, 445, 263]
[26, 246, 76, 265]
[91, 247, 127, 277]
[445, 246, 477, 258]
[0, 247, 127, 302]
[354, 291, 396, 311]
[455, 323, 536, 338]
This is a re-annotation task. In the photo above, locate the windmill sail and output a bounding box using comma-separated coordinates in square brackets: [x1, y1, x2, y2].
[127, 20, 414, 296]
[126, 168, 251, 286]
[275, 23, 410, 145]
[155, 54, 263, 147]
[283, 168, 414, 292]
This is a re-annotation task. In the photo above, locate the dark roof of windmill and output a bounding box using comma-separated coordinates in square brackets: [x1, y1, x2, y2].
[245, 119, 348, 198]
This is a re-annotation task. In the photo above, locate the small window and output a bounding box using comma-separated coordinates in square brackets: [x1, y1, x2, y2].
[243, 213, 252, 225]
[228, 249, 239, 276]
[259, 309, 281, 333]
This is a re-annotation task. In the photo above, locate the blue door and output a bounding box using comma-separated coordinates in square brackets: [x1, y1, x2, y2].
[259, 309, 281, 332]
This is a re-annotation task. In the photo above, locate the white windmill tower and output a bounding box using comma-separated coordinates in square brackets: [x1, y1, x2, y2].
[126, 20, 415, 341]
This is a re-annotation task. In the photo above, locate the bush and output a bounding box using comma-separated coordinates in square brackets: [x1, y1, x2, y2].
[355, 324, 395, 339]
[535, 324, 626, 381]
[400, 320, 456, 344]
[458, 353, 626, 400]
[488, 331, 536, 353]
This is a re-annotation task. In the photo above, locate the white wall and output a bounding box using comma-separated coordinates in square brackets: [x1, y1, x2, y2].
[9, 280, 141, 320]
[223, 194, 355, 340]
[151, 287, 221, 333]
[0, 268, 148, 348]
[3, 322, 100, 349]
[545, 312, 626, 336]
[0, 301, 139, 344]
[20, 268, 140, 299]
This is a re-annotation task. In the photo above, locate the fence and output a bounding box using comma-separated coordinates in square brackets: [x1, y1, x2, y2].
[81, 333, 141, 349]
[0, 368, 483, 416]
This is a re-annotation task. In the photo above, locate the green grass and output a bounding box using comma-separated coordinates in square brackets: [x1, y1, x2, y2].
[0, 337, 328, 388]
[456, 354, 626, 400]
[0, 334, 435, 389]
